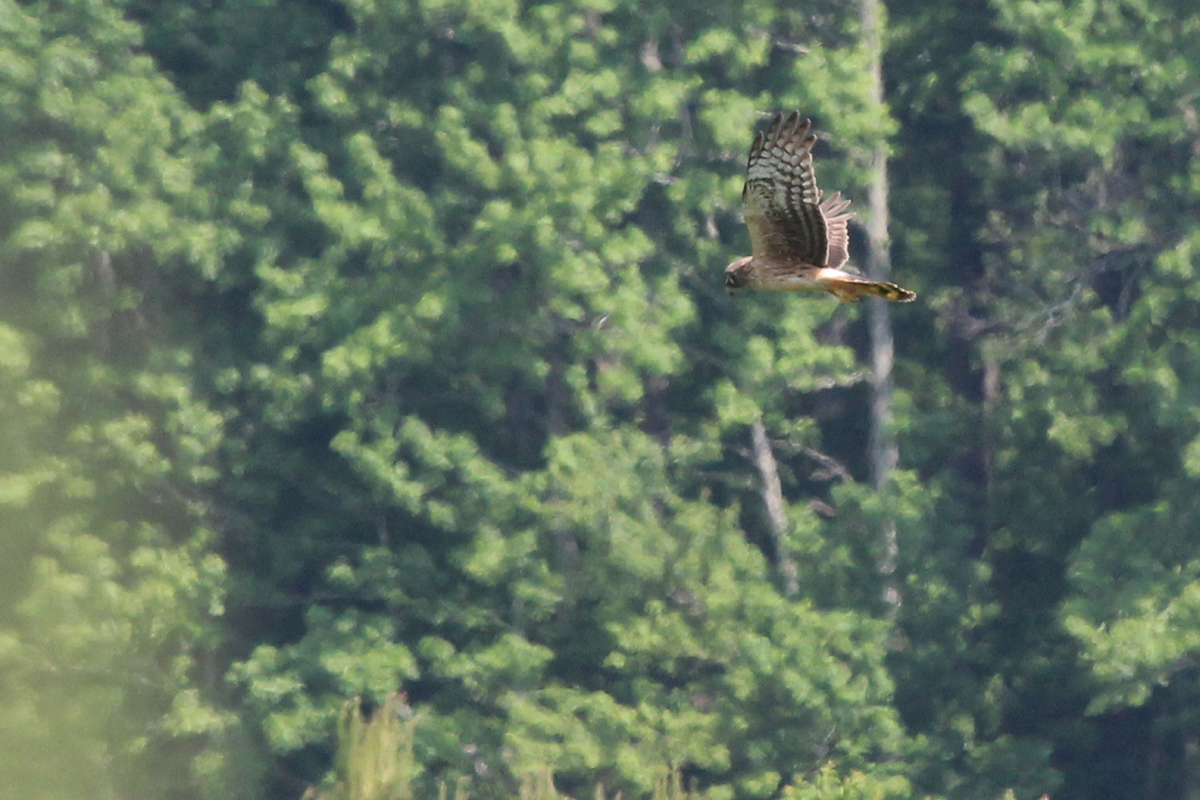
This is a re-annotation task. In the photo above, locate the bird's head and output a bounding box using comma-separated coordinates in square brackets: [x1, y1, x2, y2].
[724, 256, 753, 293]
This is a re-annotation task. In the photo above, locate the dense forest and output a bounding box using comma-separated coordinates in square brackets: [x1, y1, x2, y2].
[2, 0, 1199, 798]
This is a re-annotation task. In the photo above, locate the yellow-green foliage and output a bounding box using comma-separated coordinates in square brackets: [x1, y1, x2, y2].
[306, 695, 418, 800]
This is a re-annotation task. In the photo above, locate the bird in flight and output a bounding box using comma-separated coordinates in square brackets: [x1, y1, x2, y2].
[724, 112, 916, 303]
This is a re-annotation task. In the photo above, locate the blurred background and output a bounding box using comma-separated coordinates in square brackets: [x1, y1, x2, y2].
[1, 0, 1198, 798]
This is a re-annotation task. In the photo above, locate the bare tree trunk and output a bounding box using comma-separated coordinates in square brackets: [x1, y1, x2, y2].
[982, 350, 1000, 542]
[861, 0, 901, 621]
[1183, 734, 1199, 800]
[546, 330, 580, 590]
[751, 419, 799, 597]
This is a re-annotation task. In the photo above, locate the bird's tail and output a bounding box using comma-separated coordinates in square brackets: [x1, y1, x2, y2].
[862, 280, 917, 302]
[830, 278, 917, 303]
[817, 268, 917, 303]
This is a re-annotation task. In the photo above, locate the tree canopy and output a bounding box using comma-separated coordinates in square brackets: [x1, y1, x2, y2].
[2, 0, 1200, 799]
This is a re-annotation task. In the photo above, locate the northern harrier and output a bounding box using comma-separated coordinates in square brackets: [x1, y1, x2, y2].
[724, 112, 916, 303]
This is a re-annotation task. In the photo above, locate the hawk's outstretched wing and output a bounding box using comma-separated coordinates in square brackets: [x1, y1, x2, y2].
[741, 112, 854, 269]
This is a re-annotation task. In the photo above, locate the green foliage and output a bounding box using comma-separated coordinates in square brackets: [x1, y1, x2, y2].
[1059, 232, 1200, 717]
[163, 0, 908, 796]
[781, 764, 911, 800]
[884, 0, 1200, 797]
[0, 0, 247, 797]
[5, 0, 1200, 798]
